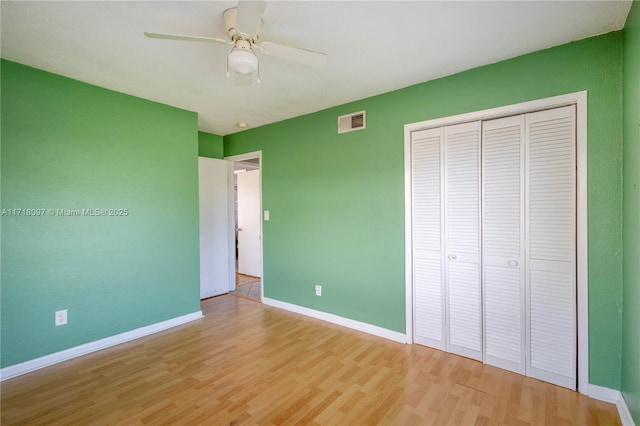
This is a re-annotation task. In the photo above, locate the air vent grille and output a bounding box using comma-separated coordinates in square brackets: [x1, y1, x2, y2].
[338, 111, 366, 134]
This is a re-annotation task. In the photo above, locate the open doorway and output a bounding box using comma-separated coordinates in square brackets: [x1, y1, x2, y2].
[226, 152, 262, 302]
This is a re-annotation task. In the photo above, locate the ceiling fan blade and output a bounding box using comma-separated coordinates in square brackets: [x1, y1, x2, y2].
[235, 0, 266, 36]
[144, 32, 230, 45]
[258, 41, 327, 67]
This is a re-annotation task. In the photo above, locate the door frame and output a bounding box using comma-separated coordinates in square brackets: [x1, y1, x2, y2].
[225, 151, 263, 300]
[404, 91, 588, 393]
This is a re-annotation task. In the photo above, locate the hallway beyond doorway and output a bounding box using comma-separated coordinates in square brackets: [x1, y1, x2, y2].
[232, 272, 260, 301]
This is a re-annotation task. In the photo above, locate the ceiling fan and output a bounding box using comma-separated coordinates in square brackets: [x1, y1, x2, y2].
[145, 0, 327, 85]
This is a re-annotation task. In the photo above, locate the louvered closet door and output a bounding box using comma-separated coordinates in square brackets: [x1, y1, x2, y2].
[482, 116, 526, 374]
[411, 128, 445, 350]
[444, 121, 482, 361]
[526, 105, 577, 389]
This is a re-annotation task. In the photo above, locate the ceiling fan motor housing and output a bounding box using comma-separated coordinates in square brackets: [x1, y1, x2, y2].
[235, 39, 252, 51]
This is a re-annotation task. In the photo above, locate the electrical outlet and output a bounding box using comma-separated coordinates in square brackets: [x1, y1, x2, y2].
[315, 284, 322, 296]
[55, 309, 67, 326]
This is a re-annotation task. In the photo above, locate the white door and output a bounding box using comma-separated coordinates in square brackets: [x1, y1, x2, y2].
[411, 127, 445, 350]
[482, 115, 526, 374]
[237, 169, 261, 278]
[525, 105, 576, 389]
[444, 121, 482, 361]
[199, 157, 232, 299]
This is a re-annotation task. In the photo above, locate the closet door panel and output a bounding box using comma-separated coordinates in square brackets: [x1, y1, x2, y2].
[444, 121, 482, 360]
[529, 268, 575, 388]
[448, 262, 481, 358]
[484, 266, 523, 370]
[411, 128, 445, 349]
[482, 116, 526, 374]
[526, 105, 576, 390]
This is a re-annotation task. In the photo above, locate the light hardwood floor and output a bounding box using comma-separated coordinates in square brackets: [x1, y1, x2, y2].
[1, 295, 620, 425]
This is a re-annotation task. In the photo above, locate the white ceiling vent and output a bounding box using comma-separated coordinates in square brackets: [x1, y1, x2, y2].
[338, 111, 366, 134]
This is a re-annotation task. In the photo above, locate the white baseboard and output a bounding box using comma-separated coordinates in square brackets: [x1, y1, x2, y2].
[618, 398, 636, 426]
[0, 311, 204, 381]
[589, 383, 623, 403]
[262, 297, 408, 344]
[589, 384, 636, 425]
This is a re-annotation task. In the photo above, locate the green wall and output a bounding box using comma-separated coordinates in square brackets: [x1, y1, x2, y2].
[198, 131, 224, 159]
[225, 33, 625, 389]
[622, 1, 640, 422]
[0, 60, 201, 368]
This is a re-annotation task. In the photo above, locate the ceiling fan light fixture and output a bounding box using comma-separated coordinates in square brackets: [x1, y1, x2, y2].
[228, 48, 258, 75]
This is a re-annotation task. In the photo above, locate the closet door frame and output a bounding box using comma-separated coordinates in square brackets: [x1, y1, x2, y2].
[404, 91, 588, 394]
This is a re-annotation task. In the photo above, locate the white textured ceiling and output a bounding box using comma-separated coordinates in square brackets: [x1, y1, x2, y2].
[1, 1, 632, 135]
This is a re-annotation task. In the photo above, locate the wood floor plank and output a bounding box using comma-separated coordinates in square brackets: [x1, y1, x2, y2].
[1, 295, 621, 425]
